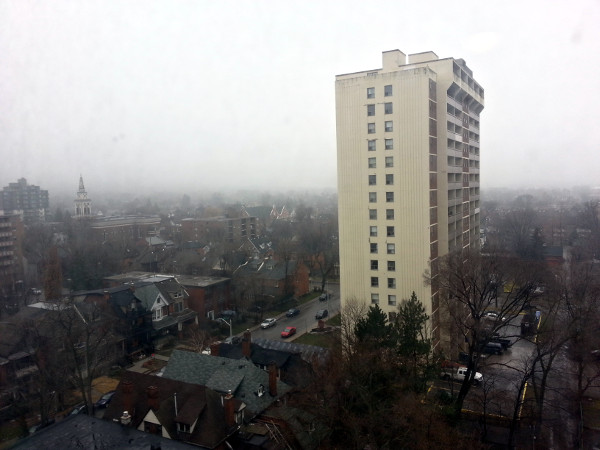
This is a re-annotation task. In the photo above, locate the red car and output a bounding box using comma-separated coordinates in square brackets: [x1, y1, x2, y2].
[281, 326, 296, 338]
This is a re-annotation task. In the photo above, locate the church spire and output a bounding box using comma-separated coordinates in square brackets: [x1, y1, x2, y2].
[74, 175, 92, 218]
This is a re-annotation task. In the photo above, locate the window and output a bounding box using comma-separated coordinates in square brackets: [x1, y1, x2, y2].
[368, 157, 376, 168]
[369, 209, 377, 220]
[386, 209, 394, 220]
[369, 192, 377, 203]
[387, 243, 395, 254]
[384, 85, 393, 96]
[385, 174, 394, 185]
[371, 277, 379, 287]
[386, 192, 394, 202]
[368, 123, 375, 134]
[385, 156, 393, 168]
[385, 120, 393, 132]
[369, 175, 376, 185]
[387, 260, 396, 271]
[388, 295, 397, 306]
[368, 140, 376, 151]
[371, 260, 378, 270]
[388, 278, 396, 288]
[387, 226, 395, 237]
[174, 302, 183, 313]
[371, 293, 379, 304]
[385, 139, 393, 150]
[153, 308, 163, 321]
[370, 226, 378, 237]
[384, 102, 393, 114]
[367, 104, 375, 116]
[370, 243, 378, 253]
[367, 87, 375, 98]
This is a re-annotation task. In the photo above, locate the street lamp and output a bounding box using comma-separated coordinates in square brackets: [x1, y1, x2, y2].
[216, 317, 232, 338]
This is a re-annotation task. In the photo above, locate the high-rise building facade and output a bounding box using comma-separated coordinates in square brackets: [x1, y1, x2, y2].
[0, 178, 49, 225]
[336, 50, 484, 343]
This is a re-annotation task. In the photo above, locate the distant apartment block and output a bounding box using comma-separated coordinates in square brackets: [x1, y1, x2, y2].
[336, 49, 484, 343]
[0, 178, 49, 225]
[181, 216, 257, 244]
[0, 213, 23, 293]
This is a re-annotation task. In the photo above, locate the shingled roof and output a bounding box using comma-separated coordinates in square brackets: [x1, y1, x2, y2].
[104, 371, 241, 448]
[162, 349, 291, 417]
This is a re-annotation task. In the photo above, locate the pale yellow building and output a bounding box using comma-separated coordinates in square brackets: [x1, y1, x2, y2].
[336, 49, 484, 343]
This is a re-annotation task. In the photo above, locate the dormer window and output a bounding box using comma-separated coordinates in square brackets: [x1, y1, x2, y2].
[177, 422, 190, 433]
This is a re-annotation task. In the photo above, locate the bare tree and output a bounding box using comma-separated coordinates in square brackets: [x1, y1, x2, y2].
[428, 248, 544, 416]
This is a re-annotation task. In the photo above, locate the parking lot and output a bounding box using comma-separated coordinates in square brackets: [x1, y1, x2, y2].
[429, 314, 537, 419]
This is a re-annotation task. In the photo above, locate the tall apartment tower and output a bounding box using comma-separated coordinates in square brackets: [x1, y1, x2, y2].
[336, 50, 484, 343]
[0, 178, 49, 225]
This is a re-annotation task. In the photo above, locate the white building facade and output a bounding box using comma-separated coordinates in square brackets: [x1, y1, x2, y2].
[336, 49, 484, 343]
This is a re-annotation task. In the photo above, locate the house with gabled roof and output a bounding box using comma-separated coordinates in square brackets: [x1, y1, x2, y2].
[134, 278, 198, 338]
[161, 349, 292, 419]
[234, 257, 309, 300]
[103, 371, 244, 448]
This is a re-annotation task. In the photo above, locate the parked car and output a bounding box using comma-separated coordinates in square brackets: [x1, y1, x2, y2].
[95, 390, 116, 408]
[286, 308, 300, 317]
[70, 404, 88, 415]
[224, 335, 241, 345]
[260, 318, 277, 329]
[319, 293, 328, 301]
[483, 311, 506, 322]
[481, 342, 503, 355]
[281, 326, 296, 338]
[31, 288, 42, 295]
[441, 361, 483, 385]
[315, 309, 328, 320]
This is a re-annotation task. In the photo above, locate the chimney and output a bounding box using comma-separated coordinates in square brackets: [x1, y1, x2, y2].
[120, 410, 132, 426]
[210, 342, 220, 356]
[268, 361, 277, 397]
[122, 380, 134, 415]
[242, 329, 251, 358]
[223, 391, 235, 427]
[147, 385, 160, 411]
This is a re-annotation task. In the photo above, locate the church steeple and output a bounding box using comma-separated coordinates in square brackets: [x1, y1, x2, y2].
[74, 174, 92, 218]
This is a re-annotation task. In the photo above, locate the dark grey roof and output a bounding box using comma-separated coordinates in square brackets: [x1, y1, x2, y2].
[162, 350, 291, 416]
[252, 337, 330, 365]
[218, 343, 291, 368]
[11, 414, 194, 449]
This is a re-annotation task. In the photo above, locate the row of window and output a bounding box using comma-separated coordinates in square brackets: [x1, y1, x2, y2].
[368, 156, 393, 168]
[368, 174, 394, 185]
[371, 293, 397, 306]
[370, 260, 396, 271]
[369, 209, 395, 220]
[370, 243, 395, 254]
[370, 277, 397, 288]
[367, 138, 394, 151]
[369, 225, 395, 237]
[367, 85, 393, 98]
[368, 192, 394, 202]
[367, 103, 393, 116]
[368, 121, 393, 134]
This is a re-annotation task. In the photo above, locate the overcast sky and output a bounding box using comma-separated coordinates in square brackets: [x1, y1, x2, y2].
[1, 0, 599, 198]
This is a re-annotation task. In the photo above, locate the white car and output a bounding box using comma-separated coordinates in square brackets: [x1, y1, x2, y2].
[483, 311, 506, 322]
[260, 318, 277, 329]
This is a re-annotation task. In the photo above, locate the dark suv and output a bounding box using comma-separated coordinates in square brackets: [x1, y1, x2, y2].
[315, 309, 328, 320]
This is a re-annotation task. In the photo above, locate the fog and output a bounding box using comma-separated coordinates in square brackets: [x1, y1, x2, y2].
[2, 0, 599, 199]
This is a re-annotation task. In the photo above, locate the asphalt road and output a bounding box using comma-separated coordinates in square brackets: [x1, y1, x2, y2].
[250, 284, 340, 341]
